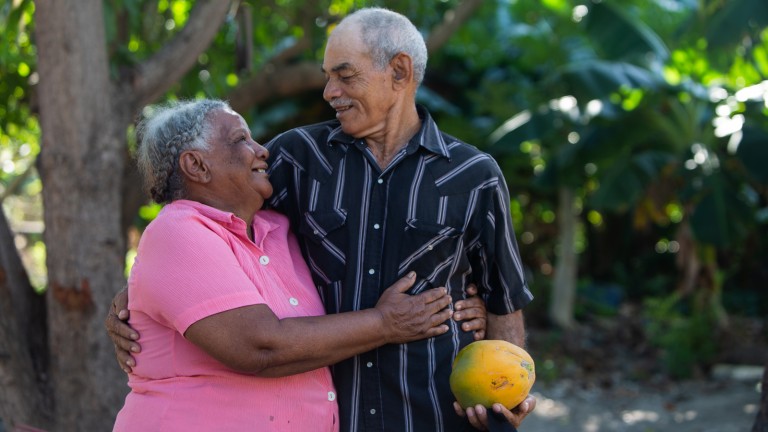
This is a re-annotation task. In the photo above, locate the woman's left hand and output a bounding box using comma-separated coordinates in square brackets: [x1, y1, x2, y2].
[453, 283, 487, 340]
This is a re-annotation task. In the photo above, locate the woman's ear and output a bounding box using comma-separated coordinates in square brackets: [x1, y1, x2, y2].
[390, 52, 414, 90]
[178, 150, 210, 184]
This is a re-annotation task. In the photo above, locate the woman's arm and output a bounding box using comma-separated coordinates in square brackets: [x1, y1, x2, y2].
[184, 271, 452, 377]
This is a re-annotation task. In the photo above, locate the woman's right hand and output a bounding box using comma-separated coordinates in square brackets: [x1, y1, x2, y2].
[374, 272, 453, 343]
[104, 287, 141, 373]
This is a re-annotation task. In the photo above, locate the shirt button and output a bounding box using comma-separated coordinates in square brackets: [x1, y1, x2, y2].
[427, 245, 433, 251]
[289, 297, 299, 306]
[328, 391, 336, 401]
[366, 362, 373, 368]
[370, 409, 376, 415]
[377, 178, 383, 184]
[259, 256, 270, 265]
[373, 223, 380, 230]
[313, 230, 319, 235]
[368, 268, 375, 275]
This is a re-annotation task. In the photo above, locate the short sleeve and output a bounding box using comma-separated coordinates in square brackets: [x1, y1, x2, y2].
[129, 212, 265, 333]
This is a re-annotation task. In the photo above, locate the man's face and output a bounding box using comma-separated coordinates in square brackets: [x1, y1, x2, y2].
[321, 25, 397, 138]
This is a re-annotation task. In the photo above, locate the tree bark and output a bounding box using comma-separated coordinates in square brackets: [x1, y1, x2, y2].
[549, 186, 578, 329]
[35, 0, 131, 429]
[32, 0, 231, 429]
[0, 208, 51, 430]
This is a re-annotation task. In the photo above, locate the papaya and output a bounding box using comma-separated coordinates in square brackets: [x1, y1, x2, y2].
[449, 340, 535, 409]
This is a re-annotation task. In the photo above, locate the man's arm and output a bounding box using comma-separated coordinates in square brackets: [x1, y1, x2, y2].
[486, 309, 525, 346]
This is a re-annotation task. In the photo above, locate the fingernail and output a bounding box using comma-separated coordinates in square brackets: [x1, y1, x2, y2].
[131, 345, 140, 353]
[407, 271, 415, 278]
[127, 360, 135, 367]
[123, 368, 130, 374]
[130, 333, 138, 340]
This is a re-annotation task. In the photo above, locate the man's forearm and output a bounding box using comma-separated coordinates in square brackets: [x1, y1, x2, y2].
[486, 310, 526, 347]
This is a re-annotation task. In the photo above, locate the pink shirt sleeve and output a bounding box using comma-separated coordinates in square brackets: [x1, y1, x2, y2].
[130, 211, 265, 334]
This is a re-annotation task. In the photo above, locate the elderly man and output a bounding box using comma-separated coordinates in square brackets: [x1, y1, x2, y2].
[265, 8, 535, 431]
[108, 7, 535, 432]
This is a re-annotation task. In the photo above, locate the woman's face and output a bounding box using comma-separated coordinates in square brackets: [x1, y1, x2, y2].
[204, 108, 272, 208]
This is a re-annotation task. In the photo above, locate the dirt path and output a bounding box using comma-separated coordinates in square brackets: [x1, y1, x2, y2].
[520, 377, 760, 432]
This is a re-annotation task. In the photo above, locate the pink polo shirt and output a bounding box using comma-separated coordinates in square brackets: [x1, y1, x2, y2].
[113, 200, 338, 432]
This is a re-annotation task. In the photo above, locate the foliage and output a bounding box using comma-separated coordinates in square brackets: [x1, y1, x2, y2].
[0, 0, 767, 383]
[643, 293, 719, 379]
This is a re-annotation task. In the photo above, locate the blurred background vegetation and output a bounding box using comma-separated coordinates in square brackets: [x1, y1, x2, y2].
[2, 0, 767, 383]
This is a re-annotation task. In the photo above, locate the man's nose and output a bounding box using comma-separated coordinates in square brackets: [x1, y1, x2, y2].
[323, 79, 340, 102]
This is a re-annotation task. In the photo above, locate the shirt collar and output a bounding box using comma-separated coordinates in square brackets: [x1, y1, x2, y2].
[170, 200, 279, 248]
[327, 104, 451, 160]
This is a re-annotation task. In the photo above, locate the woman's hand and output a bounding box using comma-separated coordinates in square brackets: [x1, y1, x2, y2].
[375, 272, 453, 343]
[104, 288, 140, 373]
[453, 283, 487, 340]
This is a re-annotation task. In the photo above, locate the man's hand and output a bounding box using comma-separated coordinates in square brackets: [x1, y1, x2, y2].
[453, 395, 536, 431]
[375, 272, 453, 343]
[104, 288, 140, 373]
[453, 283, 487, 340]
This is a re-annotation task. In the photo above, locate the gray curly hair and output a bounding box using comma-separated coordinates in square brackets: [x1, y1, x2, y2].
[135, 99, 229, 204]
[340, 7, 428, 85]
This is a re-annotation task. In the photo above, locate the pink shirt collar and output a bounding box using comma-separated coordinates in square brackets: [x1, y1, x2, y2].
[170, 200, 279, 249]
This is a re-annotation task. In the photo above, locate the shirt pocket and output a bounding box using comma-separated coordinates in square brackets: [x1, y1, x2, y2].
[299, 209, 347, 284]
[397, 218, 467, 293]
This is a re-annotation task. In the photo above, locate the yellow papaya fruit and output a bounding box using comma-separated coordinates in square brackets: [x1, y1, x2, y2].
[449, 340, 535, 409]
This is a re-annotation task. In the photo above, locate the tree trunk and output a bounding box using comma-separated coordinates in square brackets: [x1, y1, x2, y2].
[35, 0, 130, 429]
[0, 208, 52, 430]
[549, 186, 578, 329]
[753, 364, 768, 432]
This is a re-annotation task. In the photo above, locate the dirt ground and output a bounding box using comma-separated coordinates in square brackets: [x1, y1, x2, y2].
[519, 313, 766, 432]
[521, 374, 761, 431]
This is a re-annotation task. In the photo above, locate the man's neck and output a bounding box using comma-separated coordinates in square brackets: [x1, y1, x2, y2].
[365, 105, 421, 169]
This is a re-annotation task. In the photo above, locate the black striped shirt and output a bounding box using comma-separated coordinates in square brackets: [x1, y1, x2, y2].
[265, 105, 533, 432]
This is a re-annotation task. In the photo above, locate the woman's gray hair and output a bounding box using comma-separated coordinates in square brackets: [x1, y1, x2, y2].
[135, 99, 229, 204]
[341, 7, 428, 85]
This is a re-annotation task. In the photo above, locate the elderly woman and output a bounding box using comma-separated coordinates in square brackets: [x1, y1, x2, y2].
[112, 99, 455, 431]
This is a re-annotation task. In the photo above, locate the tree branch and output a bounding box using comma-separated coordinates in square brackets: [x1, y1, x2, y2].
[425, 0, 485, 53]
[228, 61, 325, 113]
[227, 0, 483, 111]
[127, 1, 233, 108]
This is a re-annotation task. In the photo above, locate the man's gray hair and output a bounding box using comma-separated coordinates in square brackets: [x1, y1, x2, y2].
[341, 7, 428, 85]
[135, 99, 229, 204]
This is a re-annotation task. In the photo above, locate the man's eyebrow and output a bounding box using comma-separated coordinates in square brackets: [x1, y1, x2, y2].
[321, 62, 353, 74]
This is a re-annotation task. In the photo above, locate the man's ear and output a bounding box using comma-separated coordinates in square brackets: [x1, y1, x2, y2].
[390, 52, 414, 90]
[178, 150, 211, 184]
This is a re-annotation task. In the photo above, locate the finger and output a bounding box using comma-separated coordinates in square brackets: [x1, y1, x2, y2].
[512, 395, 536, 418]
[428, 309, 453, 327]
[453, 401, 466, 417]
[423, 324, 450, 338]
[453, 303, 485, 321]
[492, 403, 522, 428]
[465, 283, 478, 297]
[106, 313, 140, 341]
[465, 405, 488, 430]
[461, 317, 487, 333]
[114, 345, 136, 373]
[390, 271, 417, 293]
[419, 286, 450, 305]
[426, 292, 452, 316]
[474, 329, 486, 340]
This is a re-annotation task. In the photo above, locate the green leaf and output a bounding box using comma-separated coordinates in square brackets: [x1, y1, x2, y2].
[737, 125, 768, 185]
[585, 2, 670, 62]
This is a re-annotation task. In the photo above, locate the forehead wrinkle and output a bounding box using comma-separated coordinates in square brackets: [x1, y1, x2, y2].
[322, 62, 354, 74]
